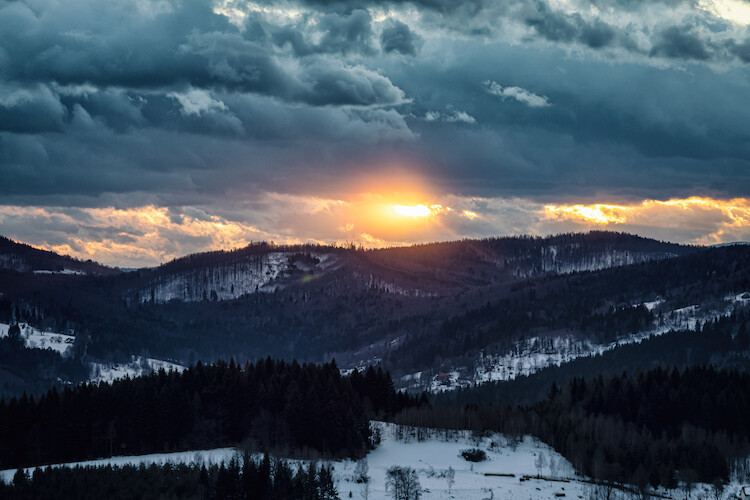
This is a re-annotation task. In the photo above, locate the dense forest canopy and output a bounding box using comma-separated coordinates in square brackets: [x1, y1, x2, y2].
[0, 453, 338, 500]
[0, 359, 421, 470]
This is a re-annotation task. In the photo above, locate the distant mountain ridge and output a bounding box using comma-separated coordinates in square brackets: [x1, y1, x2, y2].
[125, 231, 694, 304]
[5, 230, 746, 398]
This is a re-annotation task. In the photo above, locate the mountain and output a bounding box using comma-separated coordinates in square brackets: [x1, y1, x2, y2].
[125, 231, 691, 304]
[3, 230, 749, 397]
[2, 231, 748, 499]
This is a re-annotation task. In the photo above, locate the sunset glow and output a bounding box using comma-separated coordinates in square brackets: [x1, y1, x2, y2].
[545, 197, 750, 227]
[544, 197, 750, 244]
[1, 195, 749, 267]
[544, 204, 629, 225]
[393, 204, 436, 217]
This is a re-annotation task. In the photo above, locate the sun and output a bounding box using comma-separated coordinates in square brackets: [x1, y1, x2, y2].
[393, 204, 433, 217]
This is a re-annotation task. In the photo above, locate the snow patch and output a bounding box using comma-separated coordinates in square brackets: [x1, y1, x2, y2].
[0, 322, 75, 355]
[32, 269, 85, 275]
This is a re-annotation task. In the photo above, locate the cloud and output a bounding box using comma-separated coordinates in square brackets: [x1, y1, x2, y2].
[524, 7, 618, 49]
[650, 26, 711, 60]
[271, 9, 377, 56]
[1, 0, 750, 246]
[168, 89, 227, 116]
[424, 108, 476, 123]
[0, 0, 405, 108]
[543, 197, 750, 245]
[0, 84, 66, 133]
[380, 20, 422, 56]
[2, 195, 748, 266]
[729, 38, 750, 62]
[484, 81, 550, 108]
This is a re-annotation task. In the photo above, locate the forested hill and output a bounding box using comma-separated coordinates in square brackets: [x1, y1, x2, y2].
[0, 236, 117, 275]
[121, 231, 692, 303]
[0, 359, 421, 470]
[0, 232, 745, 397]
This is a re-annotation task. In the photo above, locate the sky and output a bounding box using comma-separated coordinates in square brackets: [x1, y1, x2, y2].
[0, 0, 749, 267]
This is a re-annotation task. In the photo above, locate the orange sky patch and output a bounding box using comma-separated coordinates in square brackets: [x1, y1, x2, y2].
[544, 197, 750, 244]
[0, 196, 749, 267]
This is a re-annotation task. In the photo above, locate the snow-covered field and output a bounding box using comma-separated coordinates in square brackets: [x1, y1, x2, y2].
[0, 322, 75, 355]
[337, 422, 582, 500]
[2, 422, 747, 499]
[0, 423, 581, 499]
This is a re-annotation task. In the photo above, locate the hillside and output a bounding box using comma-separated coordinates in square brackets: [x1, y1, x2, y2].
[0, 236, 118, 276]
[2, 231, 746, 396]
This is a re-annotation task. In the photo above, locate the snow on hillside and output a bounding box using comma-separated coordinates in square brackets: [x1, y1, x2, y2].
[133, 252, 291, 303]
[0, 322, 184, 384]
[32, 269, 85, 275]
[409, 294, 747, 392]
[132, 252, 346, 304]
[0, 322, 74, 355]
[512, 247, 678, 278]
[90, 356, 186, 384]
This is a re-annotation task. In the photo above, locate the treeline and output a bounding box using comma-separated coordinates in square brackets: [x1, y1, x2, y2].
[0, 359, 420, 469]
[0, 453, 337, 500]
[394, 365, 750, 488]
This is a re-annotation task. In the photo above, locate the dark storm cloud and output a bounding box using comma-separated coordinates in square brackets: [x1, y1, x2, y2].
[279, 0, 750, 65]
[0, 0, 403, 107]
[650, 26, 711, 60]
[525, 8, 617, 49]
[317, 9, 377, 54]
[273, 0, 485, 14]
[0, 85, 66, 133]
[380, 20, 422, 55]
[0, 0, 750, 216]
[729, 38, 750, 63]
[271, 10, 376, 56]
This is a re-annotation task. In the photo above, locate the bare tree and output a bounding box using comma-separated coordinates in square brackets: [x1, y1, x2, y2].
[446, 466, 455, 494]
[549, 456, 558, 477]
[355, 459, 370, 500]
[678, 469, 698, 500]
[386, 466, 421, 500]
[535, 452, 547, 478]
[710, 479, 725, 500]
